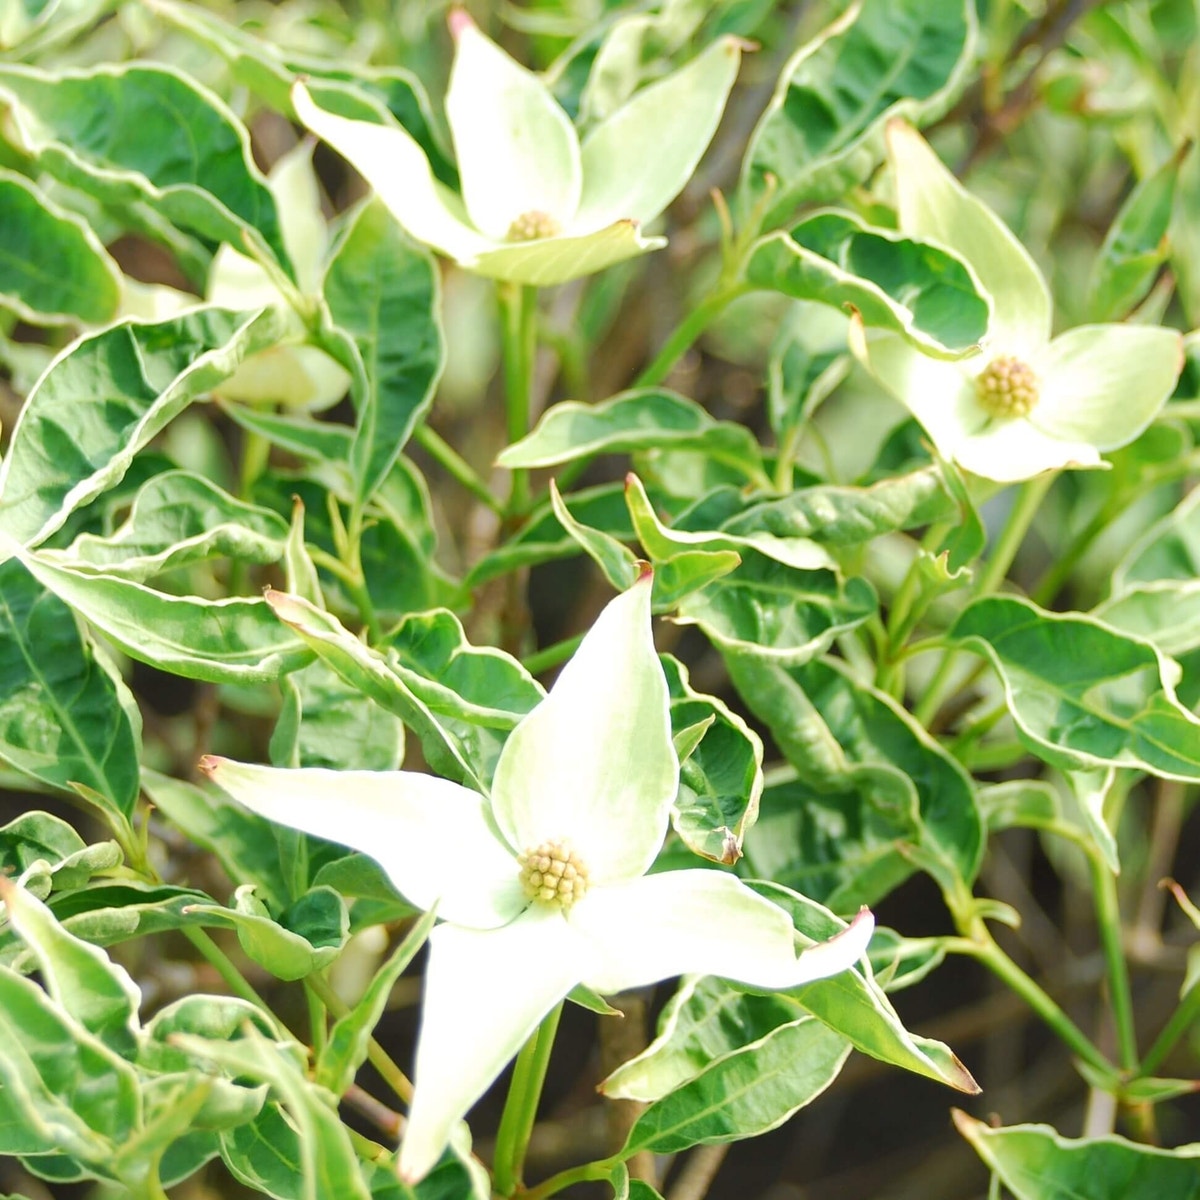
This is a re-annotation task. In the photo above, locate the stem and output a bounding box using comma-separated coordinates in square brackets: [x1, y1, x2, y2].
[502, 283, 539, 515]
[522, 1158, 618, 1200]
[1138, 982, 1200, 1078]
[1030, 498, 1115, 606]
[305, 980, 327, 1058]
[633, 285, 749, 390]
[414, 423, 504, 515]
[960, 928, 1116, 1079]
[182, 926, 273, 1014]
[915, 474, 1054, 727]
[306, 973, 414, 1105]
[522, 632, 585, 676]
[1089, 855, 1139, 1072]
[492, 1001, 563, 1196]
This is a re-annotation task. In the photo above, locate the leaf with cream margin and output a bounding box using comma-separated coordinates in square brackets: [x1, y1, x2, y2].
[6, 548, 311, 684]
[42, 471, 289, 581]
[953, 1110, 1200, 1200]
[0, 558, 140, 829]
[0, 62, 290, 274]
[0, 168, 121, 325]
[742, 0, 976, 221]
[323, 197, 444, 510]
[662, 654, 762, 865]
[499, 390, 767, 485]
[948, 596, 1200, 782]
[0, 307, 284, 548]
[746, 210, 990, 359]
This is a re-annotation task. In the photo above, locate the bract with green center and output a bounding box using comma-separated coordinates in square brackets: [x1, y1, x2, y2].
[201, 571, 874, 1182]
[852, 122, 1183, 483]
[291, 14, 743, 286]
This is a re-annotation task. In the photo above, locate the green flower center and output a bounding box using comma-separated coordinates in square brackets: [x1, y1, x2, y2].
[975, 355, 1039, 418]
[507, 210, 562, 242]
[518, 839, 589, 909]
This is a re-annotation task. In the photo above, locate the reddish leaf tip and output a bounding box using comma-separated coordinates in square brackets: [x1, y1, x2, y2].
[447, 6, 474, 39]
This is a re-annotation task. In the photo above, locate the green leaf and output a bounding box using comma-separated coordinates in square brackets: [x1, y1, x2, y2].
[180, 1031, 372, 1200]
[1114, 485, 1200, 589]
[0, 956, 139, 1162]
[548, 479, 640, 593]
[741, 0, 976, 222]
[323, 198, 444, 511]
[9, 549, 312, 683]
[746, 211, 989, 359]
[498, 389, 768, 485]
[316, 908, 436, 1095]
[722, 465, 957, 545]
[265, 589, 508, 790]
[0, 306, 283, 547]
[0, 811, 85, 876]
[141, 769, 293, 912]
[948, 596, 1200, 782]
[953, 1109, 1200, 1199]
[272, 660, 406, 773]
[0, 168, 121, 324]
[1095, 581, 1200, 656]
[0, 62, 289, 272]
[662, 654, 762, 865]
[977, 779, 1062, 836]
[183, 884, 349, 982]
[0, 881, 140, 1058]
[44, 470, 289, 581]
[465, 481, 636, 588]
[676, 552, 877, 666]
[0, 559, 140, 827]
[622, 1014, 851, 1153]
[386, 607, 544, 723]
[731, 655, 982, 904]
[1086, 145, 1186, 322]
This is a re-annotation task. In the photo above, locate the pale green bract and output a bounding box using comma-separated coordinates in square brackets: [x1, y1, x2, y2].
[852, 122, 1184, 483]
[122, 141, 350, 411]
[202, 571, 874, 1182]
[291, 11, 743, 286]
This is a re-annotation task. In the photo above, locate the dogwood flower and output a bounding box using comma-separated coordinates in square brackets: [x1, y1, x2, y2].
[851, 122, 1183, 483]
[200, 570, 873, 1182]
[290, 12, 743, 287]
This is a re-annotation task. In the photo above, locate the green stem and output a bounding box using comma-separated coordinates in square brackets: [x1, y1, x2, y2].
[633, 285, 749, 390]
[305, 980, 327, 1058]
[1138, 982, 1200, 1078]
[182, 926, 273, 1014]
[492, 1002, 563, 1196]
[1089, 855, 1139, 1072]
[960, 928, 1116, 1079]
[522, 1158, 619, 1200]
[915, 474, 1054, 727]
[502, 283, 539, 515]
[414, 423, 504, 515]
[306, 973, 414, 1104]
[522, 631, 585, 676]
[1030, 499, 1115, 606]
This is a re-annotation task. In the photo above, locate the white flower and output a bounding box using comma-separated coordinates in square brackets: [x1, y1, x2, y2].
[851, 122, 1183, 483]
[201, 570, 873, 1181]
[290, 12, 743, 287]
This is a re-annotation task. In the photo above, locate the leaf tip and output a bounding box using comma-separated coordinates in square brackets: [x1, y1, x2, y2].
[950, 1107, 982, 1140]
[197, 754, 223, 778]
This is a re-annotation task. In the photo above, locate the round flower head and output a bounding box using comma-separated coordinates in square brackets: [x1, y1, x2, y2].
[851, 122, 1183, 483]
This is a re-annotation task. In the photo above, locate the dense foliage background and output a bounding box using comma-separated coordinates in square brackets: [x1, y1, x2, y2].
[0, 1, 1198, 1198]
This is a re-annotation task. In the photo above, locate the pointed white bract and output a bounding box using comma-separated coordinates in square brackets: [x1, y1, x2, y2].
[291, 14, 742, 286]
[202, 572, 874, 1182]
[853, 122, 1183, 483]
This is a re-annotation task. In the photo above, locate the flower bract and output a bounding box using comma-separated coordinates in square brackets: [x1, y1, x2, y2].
[201, 570, 873, 1182]
[290, 13, 743, 286]
[851, 121, 1183, 483]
